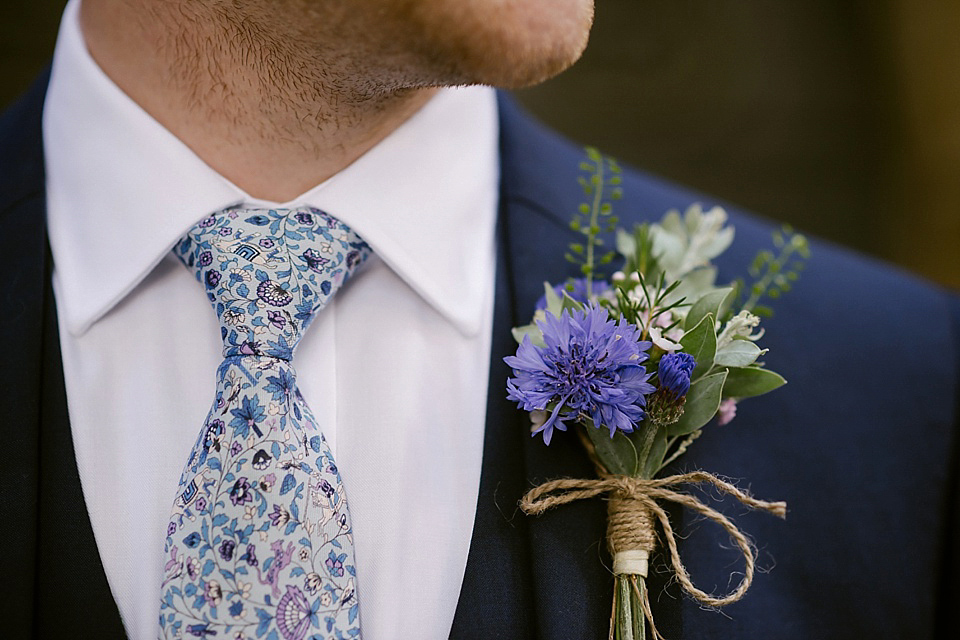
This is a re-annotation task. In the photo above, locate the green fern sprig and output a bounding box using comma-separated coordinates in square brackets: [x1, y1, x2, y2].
[567, 147, 623, 297]
[733, 225, 810, 317]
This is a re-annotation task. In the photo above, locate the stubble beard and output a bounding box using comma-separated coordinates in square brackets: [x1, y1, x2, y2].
[155, 0, 593, 147]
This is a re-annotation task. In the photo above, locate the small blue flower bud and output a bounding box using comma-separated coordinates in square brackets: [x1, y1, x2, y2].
[658, 352, 696, 397]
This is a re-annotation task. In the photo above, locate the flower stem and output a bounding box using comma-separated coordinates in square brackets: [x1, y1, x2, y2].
[585, 154, 605, 298]
[612, 574, 646, 640]
[634, 419, 660, 479]
[632, 575, 649, 640]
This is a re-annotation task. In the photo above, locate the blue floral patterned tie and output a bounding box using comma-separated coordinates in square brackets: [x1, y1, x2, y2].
[159, 206, 369, 640]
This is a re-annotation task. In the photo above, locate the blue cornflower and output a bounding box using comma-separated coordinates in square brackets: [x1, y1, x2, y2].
[505, 306, 655, 445]
[658, 352, 696, 397]
[535, 278, 611, 311]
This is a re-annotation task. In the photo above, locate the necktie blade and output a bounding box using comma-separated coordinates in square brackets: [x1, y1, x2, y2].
[159, 207, 369, 640]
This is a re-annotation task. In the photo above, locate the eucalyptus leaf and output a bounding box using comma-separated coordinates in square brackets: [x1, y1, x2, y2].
[662, 266, 717, 309]
[684, 287, 733, 332]
[714, 339, 765, 367]
[616, 228, 636, 259]
[722, 367, 786, 398]
[584, 424, 638, 476]
[511, 324, 545, 348]
[666, 370, 728, 436]
[660, 209, 684, 236]
[561, 291, 585, 314]
[678, 313, 717, 380]
[543, 281, 563, 317]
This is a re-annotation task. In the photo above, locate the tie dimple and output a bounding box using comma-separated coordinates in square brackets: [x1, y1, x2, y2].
[176, 206, 369, 359]
[158, 206, 369, 640]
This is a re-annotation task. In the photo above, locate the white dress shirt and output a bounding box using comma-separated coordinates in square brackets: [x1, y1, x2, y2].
[42, 1, 499, 638]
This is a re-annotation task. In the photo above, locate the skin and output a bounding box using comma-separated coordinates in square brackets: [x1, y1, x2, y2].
[80, 0, 595, 201]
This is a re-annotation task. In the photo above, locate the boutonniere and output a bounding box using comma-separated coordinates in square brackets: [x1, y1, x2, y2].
[505, 148, 809, 640]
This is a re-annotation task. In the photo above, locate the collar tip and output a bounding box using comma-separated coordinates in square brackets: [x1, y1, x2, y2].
[66, 318, 93, 337]
[62, 304, 102, 337]
[449, 316, 483, 338]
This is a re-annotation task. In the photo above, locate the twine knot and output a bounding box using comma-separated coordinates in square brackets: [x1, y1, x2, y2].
[519, 471, 786, 609]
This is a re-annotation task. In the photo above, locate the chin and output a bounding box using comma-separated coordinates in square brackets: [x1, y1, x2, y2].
[400, 0, 595, 89]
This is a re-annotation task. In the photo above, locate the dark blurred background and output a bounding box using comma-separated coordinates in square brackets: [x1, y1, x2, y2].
[2, 0, 958, 288]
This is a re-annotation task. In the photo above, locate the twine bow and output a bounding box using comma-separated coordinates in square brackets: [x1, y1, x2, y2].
[520, 471, 786, 639]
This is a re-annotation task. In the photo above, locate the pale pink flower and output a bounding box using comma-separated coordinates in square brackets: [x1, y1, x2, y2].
[717, 398, 737, 426]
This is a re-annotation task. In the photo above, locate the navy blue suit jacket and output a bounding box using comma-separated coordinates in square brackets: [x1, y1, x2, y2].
[2, 73, 958, 639]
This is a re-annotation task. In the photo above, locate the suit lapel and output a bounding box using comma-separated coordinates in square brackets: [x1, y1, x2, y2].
[452, 95, 685, 639]
[449, 184, 538, 637]
[0, 73, 47, 633]
[451, 95, 618, 639]
[0, 71, 126, 638]
[498, 97, 614, 638]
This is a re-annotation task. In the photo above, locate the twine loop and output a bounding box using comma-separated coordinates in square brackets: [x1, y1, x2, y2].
[519, 471, 786, 609]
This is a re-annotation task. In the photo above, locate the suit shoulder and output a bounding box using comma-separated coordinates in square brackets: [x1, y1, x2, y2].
[498, 91, 955, 314]
[498, 92, 698, 232]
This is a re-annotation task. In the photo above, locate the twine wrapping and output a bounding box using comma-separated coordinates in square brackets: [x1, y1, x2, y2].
[519, 471, 786, 640]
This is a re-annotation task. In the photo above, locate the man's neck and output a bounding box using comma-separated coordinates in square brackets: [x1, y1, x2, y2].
[80, 0, 436, 202]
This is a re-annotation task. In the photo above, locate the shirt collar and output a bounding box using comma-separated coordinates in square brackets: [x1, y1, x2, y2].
[44, 0, 499, 338]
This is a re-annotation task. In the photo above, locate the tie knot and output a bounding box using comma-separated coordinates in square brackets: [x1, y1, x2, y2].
[174, 206, 370, 360]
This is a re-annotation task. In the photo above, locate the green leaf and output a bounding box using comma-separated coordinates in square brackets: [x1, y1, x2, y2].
[584, 424, 638, 476]
[678, 313, 717, 380]
[511, 324, 544, 347]
[722, 367, 786, 398]
[667, 370, 728, 436]
[684, 287, 733, 332]
[714, 340, 764, 367]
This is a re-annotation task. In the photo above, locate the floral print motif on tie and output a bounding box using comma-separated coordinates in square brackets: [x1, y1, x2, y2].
[159, 207, 369, 640]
